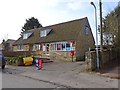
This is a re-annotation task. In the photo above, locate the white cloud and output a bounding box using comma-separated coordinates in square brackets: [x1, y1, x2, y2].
[0, 0, 119, 43]
[67, 0, 84, 10]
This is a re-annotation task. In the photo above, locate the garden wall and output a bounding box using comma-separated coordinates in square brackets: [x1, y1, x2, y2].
[50, 51, 76, 62]
[85, 49, 117, 71]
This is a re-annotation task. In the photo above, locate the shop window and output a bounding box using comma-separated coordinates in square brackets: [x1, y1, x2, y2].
[66, 43, 71, 51]
[57, 43, 62, 50]
[49, 41, 74, 51]
[62, 43, 66, 51]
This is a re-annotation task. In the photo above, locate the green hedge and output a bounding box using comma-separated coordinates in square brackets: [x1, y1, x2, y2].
[5, 56, 25, 66]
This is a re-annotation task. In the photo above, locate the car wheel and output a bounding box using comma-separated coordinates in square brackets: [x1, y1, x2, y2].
[2, 65, 5, 69]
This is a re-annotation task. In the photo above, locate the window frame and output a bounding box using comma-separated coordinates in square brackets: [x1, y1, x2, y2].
[23, 32, 32, 39]
[40, 30, 46, 37]
[49, 41, 73, 52]
[85, 26, 89, 35]
[17, 45, 23, 51]
[32, 44, 41, 51]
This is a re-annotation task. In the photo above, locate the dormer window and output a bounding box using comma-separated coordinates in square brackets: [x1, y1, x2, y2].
[40, 28, 52, 37]
[40, 30, 46, 37]
[23, 32, 32, 39]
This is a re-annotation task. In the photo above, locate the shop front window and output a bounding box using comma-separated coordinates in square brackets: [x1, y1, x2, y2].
[57, 43, 62, 50]
[49, 41, 74, 51]
[66, 43, 71, 51]
[62, 43, 66, 51]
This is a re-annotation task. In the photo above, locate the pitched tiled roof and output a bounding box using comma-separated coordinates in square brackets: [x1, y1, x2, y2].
[13, 17, 88, 45]
[6, 39, 16, 44]
[13, 29, 41, 45]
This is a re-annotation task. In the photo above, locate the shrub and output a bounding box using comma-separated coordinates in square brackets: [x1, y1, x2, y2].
[5, 55, 25, 66]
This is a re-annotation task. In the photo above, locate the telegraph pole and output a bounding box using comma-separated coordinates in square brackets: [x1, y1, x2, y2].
[118, 2, 120, 58]
[99, 0, 103, 69]
[99, 0, 103, 50]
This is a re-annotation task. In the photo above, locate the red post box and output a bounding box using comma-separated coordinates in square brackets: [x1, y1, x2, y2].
[70, 50, 74, 62]
[38, 59, 42, 69]
[70, 50, 74, 56]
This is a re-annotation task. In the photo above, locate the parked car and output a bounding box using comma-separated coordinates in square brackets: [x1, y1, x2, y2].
[0, 50, 6, 69]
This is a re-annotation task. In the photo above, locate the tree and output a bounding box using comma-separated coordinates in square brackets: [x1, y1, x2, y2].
[21, 17, 42, 35]
[2, 39, 9, 51]
[102, 5, 119, 46]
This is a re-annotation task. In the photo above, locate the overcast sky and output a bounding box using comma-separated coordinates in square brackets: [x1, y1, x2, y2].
[0, 0, 119, 43]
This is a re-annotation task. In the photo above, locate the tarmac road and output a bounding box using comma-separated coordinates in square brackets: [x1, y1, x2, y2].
[1, 62, 119, 89]
[1, 68, 66, 89]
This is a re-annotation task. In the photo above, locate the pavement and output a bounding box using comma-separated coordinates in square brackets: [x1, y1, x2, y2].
[99, 59, 120, 79]
[4, 61, 119, 88]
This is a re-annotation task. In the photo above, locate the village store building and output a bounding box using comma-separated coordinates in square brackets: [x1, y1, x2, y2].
[13, 17, 95, 61]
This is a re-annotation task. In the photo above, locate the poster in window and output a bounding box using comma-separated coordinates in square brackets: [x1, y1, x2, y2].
[57, 43, 61, 50]
[62, 43, 66, 50]
[66, 43, 71, 51]
[66, 47, 71, 51]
